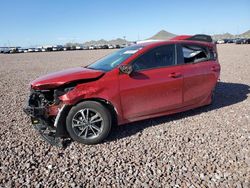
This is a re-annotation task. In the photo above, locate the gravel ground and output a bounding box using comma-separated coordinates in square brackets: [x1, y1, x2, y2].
[0, 45, 249, 187]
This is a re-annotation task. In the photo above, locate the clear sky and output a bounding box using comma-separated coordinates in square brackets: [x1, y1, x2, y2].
[0, 0, 249, 47]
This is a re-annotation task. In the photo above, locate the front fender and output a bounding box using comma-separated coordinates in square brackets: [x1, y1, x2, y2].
[59, 83, 107, 105]
[59, 78, 124, 124]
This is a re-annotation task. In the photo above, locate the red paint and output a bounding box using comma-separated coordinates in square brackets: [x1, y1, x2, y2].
[31, 67, 104, 90]
[171, 35, 192, 40]
[119, 66, 183, 121]
[47, 104, 60, 116]
[31, 39, 220, 125]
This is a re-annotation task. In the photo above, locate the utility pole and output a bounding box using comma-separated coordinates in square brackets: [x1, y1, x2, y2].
[123, 36, 126, 45]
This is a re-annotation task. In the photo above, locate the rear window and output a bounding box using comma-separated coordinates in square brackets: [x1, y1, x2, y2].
[181, 44, 209, 64]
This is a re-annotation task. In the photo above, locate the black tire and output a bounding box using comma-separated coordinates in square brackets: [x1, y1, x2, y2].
[66, 101, 112, 145]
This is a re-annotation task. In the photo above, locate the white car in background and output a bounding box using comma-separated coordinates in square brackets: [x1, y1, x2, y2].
[108, 45, 114, 49]
[75, 46, 83, 50]
[35, 48, 42, 52]
[17, 48, 28, 53]
[28, 48, 35, 52]
[52, 46, 58, 51]
[216, 39, 225, 44]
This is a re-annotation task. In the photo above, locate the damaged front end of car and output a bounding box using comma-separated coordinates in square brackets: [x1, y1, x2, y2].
[23, 67, 106, 146]
[23, 88, 73, 147]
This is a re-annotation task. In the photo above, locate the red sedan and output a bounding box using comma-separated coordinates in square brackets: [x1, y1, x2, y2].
[24, 35, 220, 146]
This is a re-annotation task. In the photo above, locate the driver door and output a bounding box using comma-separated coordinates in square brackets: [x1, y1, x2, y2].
[119, 44, 183, 121]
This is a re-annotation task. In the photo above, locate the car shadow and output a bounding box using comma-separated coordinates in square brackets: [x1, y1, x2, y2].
[107, 81, 250, 142]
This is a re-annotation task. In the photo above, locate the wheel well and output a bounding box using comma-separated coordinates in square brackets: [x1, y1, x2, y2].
[75, 98, 118, 126]
[56, 98, 118, 138]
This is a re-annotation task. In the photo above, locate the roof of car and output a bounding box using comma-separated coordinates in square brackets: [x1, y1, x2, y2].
[135, 34, 214, 48]
[135, 40, 214, 49]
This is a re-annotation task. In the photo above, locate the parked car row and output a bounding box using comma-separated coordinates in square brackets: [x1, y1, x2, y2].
[215, 38, 250, 44]
[86, 44, 125, 50]
[235, 38, 250, 44]
[0, 44, 126, 54]
[0, 47, 22, 54]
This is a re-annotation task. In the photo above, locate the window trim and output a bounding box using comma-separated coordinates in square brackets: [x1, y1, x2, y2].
[129, 44, 178, 72]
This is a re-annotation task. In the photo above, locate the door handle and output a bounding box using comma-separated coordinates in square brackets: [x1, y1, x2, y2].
[168, 72, 182, 78]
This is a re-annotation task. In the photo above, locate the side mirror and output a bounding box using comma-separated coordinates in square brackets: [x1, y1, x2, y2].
[119, 64, 133, 75]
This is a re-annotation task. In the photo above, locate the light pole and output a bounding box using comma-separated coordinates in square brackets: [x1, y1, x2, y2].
[123, 36, 126, 46]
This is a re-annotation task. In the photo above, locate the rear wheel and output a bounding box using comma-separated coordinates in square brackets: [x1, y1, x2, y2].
[66, 101, 111, 145]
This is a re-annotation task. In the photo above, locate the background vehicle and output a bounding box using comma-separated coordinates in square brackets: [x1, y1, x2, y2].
[1, 47, 22, 53]
[216, 39, 225, 44]
[28, 48, 35, 52]
[75, 46, 83, 50]
[89, 45, 95, 50]
[52, 45, 64, 51]
[9, 47, 20, 53]
[41, 48, 47, 52]
[23, 34, 220, 146]
[1, 47, 11, 53]
[63, 46, 71, 51]
[245, 38, 250, 44]
[101, 45, 109, 49]
[34, 48, 42, 52]
[115, 44, 121, 48]
[235, 38, 247, 44]
[108, 45, 114, 49]
[224, 39, 234, 43]
[17, 48, 27, 53]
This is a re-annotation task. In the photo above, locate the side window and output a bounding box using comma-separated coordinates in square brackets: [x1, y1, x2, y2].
[132, 51, 153, 71]
[181, 44, 209, 64]
[133, 45, 175, 71]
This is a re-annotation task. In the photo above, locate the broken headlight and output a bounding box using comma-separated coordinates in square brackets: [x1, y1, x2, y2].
[53, 87, 75, 104]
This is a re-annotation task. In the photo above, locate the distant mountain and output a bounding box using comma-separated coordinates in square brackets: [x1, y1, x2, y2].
[212, 33, 235, 40]
[240, 30, 250, 38]
[148, 30, 176, 40]
[212, 30, 250, 40]
[65, 29, 250, 47]
[84, 38, 128, 46]
[148, 29, 250, 41]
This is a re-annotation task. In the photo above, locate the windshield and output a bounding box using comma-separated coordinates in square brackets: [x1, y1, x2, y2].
[87, 45, 144, 71]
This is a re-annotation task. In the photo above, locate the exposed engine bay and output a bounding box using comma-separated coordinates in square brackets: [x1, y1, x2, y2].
[23, 88, 71, 147]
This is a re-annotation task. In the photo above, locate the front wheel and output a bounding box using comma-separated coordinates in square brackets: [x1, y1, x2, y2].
[66, 101, 112, 145]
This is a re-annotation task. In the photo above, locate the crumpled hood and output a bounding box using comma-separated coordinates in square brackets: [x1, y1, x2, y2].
[31, 67, 104, 90]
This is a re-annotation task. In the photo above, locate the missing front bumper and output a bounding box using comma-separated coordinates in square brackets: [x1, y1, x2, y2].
[24, 105, 70, 147]
[23, 106, 45, 117]
[23, 90, 71, 147]
[30, 117, 67, 147]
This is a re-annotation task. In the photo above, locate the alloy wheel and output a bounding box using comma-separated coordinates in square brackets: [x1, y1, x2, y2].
[71, 108, 104, 139]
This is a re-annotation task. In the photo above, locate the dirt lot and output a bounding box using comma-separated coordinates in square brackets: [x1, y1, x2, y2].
[0, 45, 249, 187]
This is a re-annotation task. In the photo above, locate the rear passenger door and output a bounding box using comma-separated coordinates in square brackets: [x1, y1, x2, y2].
[177, 43, 218, 106]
